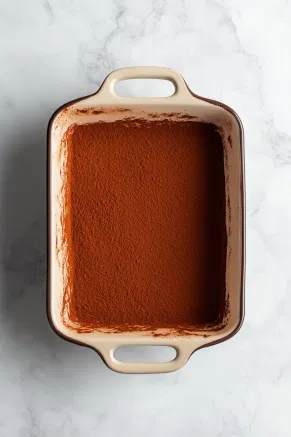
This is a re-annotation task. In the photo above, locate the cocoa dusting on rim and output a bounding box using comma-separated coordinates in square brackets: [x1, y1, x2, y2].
[72, 107, 201, 122]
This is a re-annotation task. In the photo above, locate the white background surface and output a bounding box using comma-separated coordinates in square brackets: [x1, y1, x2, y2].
[0, 0, 291, 436]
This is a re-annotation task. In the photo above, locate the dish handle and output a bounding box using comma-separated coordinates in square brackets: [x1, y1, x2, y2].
[96, 66, 194, 100]
[96, 343, 195, 374]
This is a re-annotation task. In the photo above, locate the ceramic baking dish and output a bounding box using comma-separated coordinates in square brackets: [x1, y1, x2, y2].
[48, 67, 245, 374]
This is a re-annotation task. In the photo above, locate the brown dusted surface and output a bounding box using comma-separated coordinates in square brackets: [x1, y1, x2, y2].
[65, 119, 227, 332]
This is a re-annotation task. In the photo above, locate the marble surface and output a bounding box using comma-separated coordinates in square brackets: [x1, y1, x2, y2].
[0, 0, 291, 435]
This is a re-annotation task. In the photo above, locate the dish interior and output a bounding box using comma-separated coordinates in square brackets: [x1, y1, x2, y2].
[60, 116, 228, 333]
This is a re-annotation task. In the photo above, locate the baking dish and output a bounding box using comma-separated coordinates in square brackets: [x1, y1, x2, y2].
[48, 67, 245, 374]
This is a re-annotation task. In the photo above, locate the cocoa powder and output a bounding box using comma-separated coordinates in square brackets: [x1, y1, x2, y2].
[63, 118, 227, 333]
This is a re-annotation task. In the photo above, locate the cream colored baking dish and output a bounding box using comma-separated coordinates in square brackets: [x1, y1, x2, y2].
[48, 67, 245, 374]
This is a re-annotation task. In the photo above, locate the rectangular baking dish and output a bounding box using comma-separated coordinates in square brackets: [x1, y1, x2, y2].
[48, 67, 245, 374]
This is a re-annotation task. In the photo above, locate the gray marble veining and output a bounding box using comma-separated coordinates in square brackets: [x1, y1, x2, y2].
[1, 0, 291, 435]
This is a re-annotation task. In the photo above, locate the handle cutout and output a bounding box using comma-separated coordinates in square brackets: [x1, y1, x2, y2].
[114, 345, 177, 363]
[114, 78, 175, 98]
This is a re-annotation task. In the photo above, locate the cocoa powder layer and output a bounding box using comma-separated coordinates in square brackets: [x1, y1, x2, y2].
[64, 119, 227, 332]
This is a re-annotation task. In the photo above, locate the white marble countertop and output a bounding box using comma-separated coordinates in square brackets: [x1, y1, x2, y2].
[1, 0, 291, 435]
